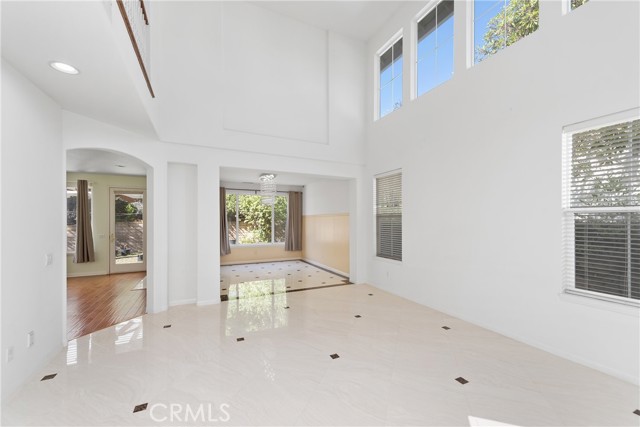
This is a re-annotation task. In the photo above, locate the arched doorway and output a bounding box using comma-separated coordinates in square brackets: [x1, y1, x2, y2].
[65, 148, 152, 340]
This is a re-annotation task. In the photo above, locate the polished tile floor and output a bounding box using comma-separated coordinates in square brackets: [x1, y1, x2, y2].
[3, 284, 639, 426]
[220, 260, 349, 300]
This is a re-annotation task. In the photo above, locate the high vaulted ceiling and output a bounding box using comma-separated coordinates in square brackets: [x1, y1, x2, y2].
[1, 0, 157, 137]
[2, 1, 405, 178]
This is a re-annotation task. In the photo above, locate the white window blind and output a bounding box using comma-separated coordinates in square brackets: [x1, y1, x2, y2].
[376, 172, 402, 261]
[563, 118, 640, 303]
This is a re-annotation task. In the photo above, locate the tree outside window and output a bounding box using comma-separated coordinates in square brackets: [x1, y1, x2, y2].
[226, 193, 287, 244]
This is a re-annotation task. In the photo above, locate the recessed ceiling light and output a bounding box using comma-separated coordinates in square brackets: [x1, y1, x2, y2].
[49, 61, 79, 75]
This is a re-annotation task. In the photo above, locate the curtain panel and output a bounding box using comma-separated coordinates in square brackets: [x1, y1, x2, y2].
[220, 187, 231, 256]
[285, 191, 302, 251]
[74, 180, 95, 263]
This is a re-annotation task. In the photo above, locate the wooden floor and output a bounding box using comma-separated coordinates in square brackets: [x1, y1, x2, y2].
[67, 272, 146, 341]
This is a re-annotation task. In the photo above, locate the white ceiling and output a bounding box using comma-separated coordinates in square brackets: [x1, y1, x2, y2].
[253, 1, 407, 41]
[2, 0, 406, 177]
[220, 167, 348, 186]
[67, 149, 148, 176]
[1, 0, 157, 137]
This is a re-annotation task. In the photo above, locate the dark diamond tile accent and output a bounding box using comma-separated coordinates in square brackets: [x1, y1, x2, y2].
[298, 280, 302, 282]
[41, 374, 57, 381]
[222, 288, 227, 291]
[237, 337, 245, 342]
[220, 295, 229, 301]
[133, 403, 148, 413]
[284, 306, 290, 309]
[330, 353, 340, 359]
[368, 293, 373, 296]
[286, 286, 291, 289]
[354, 315, 362, 318]
[455, 377, 468, 385]
[163, 324, 172, 329]
[634, 409, 640, 416]
[442, 326, 450, 330]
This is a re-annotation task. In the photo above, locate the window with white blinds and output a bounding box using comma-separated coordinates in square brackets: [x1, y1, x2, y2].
[562, 118, 640, 303]
[375, 172, 402, 261]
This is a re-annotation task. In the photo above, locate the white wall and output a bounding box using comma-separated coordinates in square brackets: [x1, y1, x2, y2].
[365, 0, 640, 384]
[1, 60, 64, 399]
[223, 1, 328, 144]
[167, 163, 197, 306]
[150, 1, 366, 164]
[304, 180, 350, 216]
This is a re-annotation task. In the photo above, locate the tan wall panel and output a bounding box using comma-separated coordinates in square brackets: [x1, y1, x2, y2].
[302, 214, 349, 275]
[221, 245, 301, 265]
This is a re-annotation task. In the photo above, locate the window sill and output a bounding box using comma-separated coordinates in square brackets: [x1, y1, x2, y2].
[374, 256, 402, 266]
[559, 289, 640, 317]
[230, 243, 285, 248]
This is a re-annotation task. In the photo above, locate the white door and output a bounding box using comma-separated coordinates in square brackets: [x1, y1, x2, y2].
[109, 188, 146, 274]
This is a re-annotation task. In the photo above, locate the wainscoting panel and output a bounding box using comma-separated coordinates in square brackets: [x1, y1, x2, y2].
[302, 213, 349, 275]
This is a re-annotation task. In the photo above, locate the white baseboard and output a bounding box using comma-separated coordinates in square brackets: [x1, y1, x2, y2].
[168, 298, 196, 307]
[221, 257, 300, 266]
[66, 271, 108, 278]
[302, 258, 349, 278]
[197, 299, 219, 306]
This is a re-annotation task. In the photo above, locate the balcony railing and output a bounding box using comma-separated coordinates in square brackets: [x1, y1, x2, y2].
[116, 0, 155, 97]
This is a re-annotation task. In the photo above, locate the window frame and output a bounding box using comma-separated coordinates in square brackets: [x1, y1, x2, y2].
[561, 110, 640, 307]
[563, 0, 589, 15]
[374, 170, 403, 262]
[469, 0, 540, 66]
[413, 0, 455, 99]
[375, 29, 404, 121]
[226, 189, 288, 246]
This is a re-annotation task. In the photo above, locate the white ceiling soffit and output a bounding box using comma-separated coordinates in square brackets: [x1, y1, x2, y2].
[220, 167, 349, 186]
[1, 1, 157, 138]
[67, 149, 148, 176]
[252, 1, 407, 42]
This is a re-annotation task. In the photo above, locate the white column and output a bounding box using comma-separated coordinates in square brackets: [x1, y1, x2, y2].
[350, 169, 369, 284]
[147, 162, 169, 313]
[196, 162, 220, 305]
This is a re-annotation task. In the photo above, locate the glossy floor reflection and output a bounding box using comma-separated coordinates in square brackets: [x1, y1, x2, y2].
[3, 284, 639, 426]
[220, 260, 349, 300]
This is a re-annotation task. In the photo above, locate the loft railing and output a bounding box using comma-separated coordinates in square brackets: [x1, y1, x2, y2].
[116, 0, 155, 98]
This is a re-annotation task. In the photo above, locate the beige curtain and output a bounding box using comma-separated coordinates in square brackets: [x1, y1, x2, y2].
[285, 191, 302, 251]
[220, 187, 231, 256]
[74, 180, 95, 263]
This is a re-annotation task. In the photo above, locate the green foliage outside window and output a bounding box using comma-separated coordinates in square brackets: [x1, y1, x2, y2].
[226, 193, 287, 244]
[475, 0, 539, 63]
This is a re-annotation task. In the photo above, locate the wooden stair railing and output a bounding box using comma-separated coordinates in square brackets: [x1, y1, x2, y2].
[116, 0, 155, 98]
